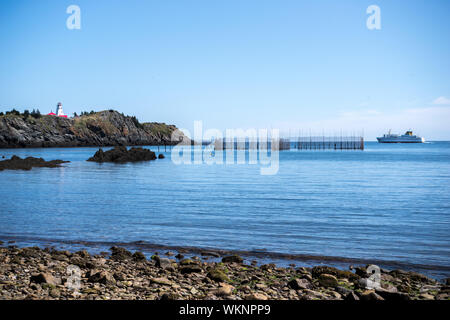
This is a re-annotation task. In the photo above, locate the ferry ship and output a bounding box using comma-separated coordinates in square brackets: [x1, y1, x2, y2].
[377, 130, 425, 143]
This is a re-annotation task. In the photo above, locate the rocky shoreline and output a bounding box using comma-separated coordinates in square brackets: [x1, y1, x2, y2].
[0, 110, 187, 148]
[0, 245, 448, 300]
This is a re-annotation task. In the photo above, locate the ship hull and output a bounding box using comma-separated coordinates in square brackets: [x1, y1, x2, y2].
[377, 138, 424, 143]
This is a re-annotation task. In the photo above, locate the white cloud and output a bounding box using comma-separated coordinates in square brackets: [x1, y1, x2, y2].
[432, 96, 450, 105]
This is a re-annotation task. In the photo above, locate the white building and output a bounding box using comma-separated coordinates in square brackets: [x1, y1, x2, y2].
[56, 102, 65, 117]
[48, 102, 68, 118]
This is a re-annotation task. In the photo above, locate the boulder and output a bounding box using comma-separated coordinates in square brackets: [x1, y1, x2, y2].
[110, 246, 133, 260]
[318, 274, 339, 288]
[336, 286, 353, 296]
[359, 290, 385, 301]
[60, 250, 72, 257]
[260, 264, 276, 271]
[180, 265, 203, 274]
[344, 291, 360, 301]
[156, 257, 173, 269]
[179, 259, 196, 266]
[30, 273, 61, 286]
[132, 251, 146, 261]
[354, 266, 367, 277]
[113, 272, 126, 281]
[357, 277, 381, 290]
[375, 288, 410, 301]
[207, 269, 230, 282]
[214, 283, 234, 297]
[159, 292, 179, 300]
[419, 293, 435, 300]
[175, 253, 184, 260]
[222, 255, 243, 264]
[312, 266, 359, 281]
[75, 250, 90, 258]
[288, 278, 312, 290]
[49, 288, 61, 298]
[88, 270, 116, 285]
[68, 254, 89, 268]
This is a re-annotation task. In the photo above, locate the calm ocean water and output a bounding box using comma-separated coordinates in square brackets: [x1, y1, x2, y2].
[1, 142, 449, 279]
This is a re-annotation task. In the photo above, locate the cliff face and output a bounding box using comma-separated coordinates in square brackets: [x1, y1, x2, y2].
[0, 110, 186, 148]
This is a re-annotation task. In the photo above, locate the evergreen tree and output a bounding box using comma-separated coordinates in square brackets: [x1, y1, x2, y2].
[8, 108, 20, 116]
[23, 109, 30, 119]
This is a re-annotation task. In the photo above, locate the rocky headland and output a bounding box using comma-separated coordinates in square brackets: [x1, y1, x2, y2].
[0, 245, 448, 300]
[0, 110, 186, 148]
[87, 146, 157, 163]
[0, 155, 69, 171]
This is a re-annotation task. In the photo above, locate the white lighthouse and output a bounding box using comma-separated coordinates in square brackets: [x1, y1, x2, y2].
[56, 102, 66, 117]
[47, 102, 68, 117]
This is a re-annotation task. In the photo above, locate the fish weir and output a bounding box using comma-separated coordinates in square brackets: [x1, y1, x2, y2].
[211, 138, 291, 151]
[296, 135, 364, 151]
[210, 136, 364, 151]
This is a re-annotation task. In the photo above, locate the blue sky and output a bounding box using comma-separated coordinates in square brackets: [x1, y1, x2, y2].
[1, 0, 449, 140]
